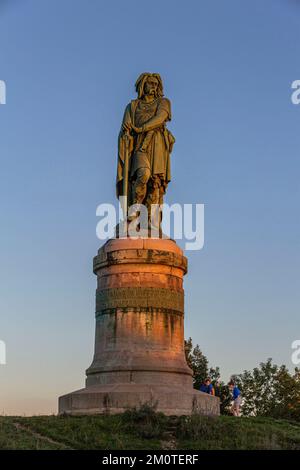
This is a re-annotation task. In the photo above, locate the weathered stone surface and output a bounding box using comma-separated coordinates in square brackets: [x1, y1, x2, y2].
[59, 238, 219, 416]
[59, 384, 220, 417]
[93, 238, 188, 274]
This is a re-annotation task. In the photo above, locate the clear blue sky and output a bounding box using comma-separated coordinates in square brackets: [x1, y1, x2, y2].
[0, 0, 299, 415]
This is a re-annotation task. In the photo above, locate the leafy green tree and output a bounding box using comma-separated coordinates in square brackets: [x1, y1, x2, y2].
[184, 337, 208, 390]
[185, 340, 300, 421]
[234, 358, 300, 421]
[184, 338, 232, 414]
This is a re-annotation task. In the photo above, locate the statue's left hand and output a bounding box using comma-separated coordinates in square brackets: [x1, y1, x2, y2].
[131, 125, 143, 134]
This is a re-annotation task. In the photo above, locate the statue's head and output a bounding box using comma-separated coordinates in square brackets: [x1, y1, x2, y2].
[135, 73, 164, 99]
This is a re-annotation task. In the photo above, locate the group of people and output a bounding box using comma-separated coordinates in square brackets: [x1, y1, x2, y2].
[200, 378, 242, 417]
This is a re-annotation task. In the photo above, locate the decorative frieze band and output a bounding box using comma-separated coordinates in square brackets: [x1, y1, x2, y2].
[96, 287, 184, 315]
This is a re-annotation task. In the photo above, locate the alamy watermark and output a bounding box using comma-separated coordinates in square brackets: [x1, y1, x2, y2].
[96, 198, 204, 251]
[291, 80, 300, 105]
[0, 80, 6, 105]
[291, 340, 300, 366]
[0, 340, 6, 365]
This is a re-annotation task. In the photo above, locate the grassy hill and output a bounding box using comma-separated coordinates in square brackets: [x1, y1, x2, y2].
[1, 410, 300, 450]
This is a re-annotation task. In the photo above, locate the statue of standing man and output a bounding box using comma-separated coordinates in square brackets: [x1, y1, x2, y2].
[116, 73, 175, 230]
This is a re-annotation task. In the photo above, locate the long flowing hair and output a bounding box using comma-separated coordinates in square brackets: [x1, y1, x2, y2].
[135, 73, 164, 99]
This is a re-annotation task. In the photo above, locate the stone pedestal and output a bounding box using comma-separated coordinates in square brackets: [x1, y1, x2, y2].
[59, 238, 219, 416]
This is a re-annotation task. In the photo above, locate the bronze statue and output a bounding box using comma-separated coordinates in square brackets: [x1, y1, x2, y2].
[116, 73, 175, 225]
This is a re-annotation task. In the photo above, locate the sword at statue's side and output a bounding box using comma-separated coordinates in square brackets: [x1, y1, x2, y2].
[122, 131, 130, 222]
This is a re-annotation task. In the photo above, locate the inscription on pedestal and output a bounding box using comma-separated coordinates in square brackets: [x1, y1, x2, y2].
[96, 287, 184, 314]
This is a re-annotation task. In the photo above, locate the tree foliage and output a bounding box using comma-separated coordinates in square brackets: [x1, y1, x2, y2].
[184, 337, 232, 414]
[234, 358, 300, 421]
[185, 340, 300, 421]
[184, 337, 209, 390]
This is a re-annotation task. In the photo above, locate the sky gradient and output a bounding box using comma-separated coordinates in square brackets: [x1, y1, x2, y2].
[0, 0, 300, 415]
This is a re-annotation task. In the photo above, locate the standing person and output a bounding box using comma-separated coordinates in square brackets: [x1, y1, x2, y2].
[228, 380, 242, 416]
[116, 73, 175, 227]
[200, 377, 215, 395]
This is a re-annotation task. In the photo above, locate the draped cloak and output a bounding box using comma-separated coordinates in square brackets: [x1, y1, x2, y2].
[116, 97, 173, 200]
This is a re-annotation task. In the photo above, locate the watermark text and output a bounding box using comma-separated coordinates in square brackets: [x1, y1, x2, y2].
[0, 80, 6, 105]
[96, 199, 205, 251]
[291, 340, 300, 365]
[291, 80, 300, 105]
[0, 340, 6, 365]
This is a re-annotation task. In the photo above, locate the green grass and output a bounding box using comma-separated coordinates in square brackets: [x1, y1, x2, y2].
[0, 417, 63, 450]
[175, 415, 300, 450]
[1, 412, 300, 450]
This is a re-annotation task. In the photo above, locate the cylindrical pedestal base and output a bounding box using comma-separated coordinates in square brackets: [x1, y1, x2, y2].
[59, 238, 219, 416]
[86, 238, 192, 388]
